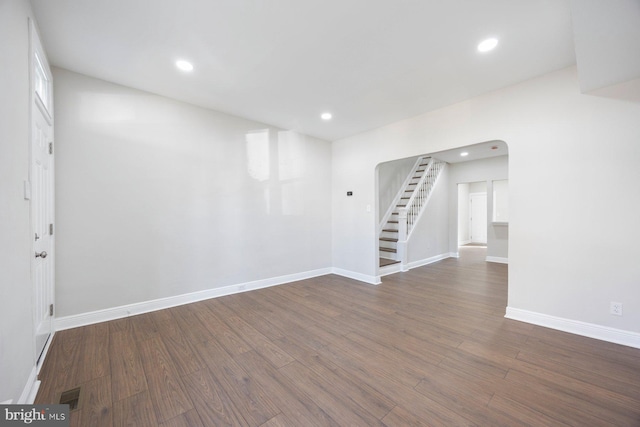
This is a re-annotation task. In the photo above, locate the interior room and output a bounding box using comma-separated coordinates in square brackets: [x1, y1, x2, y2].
[2, 0, 639, 425]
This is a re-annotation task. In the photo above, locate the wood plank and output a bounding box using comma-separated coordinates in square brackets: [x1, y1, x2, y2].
[149, 308, 181, 338]
[259, 413, 296, 427]
[113, 391, 158, 427]
[158, 410, 204, 427]
[181, 368, 246, 427]
[138, 337, 193, 423]
[195, 303, 252, 356]
[77, 322, 110, 384]
[234, 350, 340, 427]
[131, 312, 160, 342]
[278, 361, 387, 427]
[78, 376, 112, 427]
[207, 358, 281, 426]
[160, 332, 206, 377]
[223, 315, 294, 368]
[109, 331, 147, 402]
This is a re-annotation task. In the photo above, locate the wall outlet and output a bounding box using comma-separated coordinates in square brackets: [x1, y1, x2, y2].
[610, 302, 623, 316]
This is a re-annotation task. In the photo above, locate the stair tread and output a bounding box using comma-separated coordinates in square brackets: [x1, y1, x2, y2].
[380, 237, 398, 242]
[379, 247, 397, 253]
[382, 229, 398, 232]
[388, 220, 399, 223]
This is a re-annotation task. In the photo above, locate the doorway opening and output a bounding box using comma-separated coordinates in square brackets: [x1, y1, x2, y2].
[458, 181, 487, 247]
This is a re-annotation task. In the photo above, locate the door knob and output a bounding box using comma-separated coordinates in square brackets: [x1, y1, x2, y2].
[35, 251, 48, 259]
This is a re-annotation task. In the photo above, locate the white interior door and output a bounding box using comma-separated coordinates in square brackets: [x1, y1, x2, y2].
[469, 193, 487, 244]
[30, 19, 54, 362]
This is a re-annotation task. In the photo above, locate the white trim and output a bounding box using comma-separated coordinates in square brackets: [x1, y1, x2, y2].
[458, 239, 471, 246]
[36, 331, 55, 375]
[486, 256, 508, 264]
[1, 399, 13, 405]
[405, 252, 451, 270]
[505, 307, 640, 349]
[379, 263, 402, 277]
[332, 268, 381, 285]
[18, 367, 39, 404]
[378, 252, 455, 278]
[55, 268, 331, 331]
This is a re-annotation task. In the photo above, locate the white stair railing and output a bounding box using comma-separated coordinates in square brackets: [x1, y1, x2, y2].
[378, 156, 430, 234]
[397, 158, 445, 265]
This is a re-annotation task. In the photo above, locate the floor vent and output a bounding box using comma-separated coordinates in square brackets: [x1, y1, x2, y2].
[59, 387, 80, 411]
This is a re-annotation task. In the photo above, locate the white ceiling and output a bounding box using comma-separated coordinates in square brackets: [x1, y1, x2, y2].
[431, 140, 508, 164]
[30, 0, 577, 141]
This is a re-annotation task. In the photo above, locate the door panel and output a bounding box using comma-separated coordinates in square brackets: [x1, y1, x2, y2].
[30, 19, 54, 362]
[470, 193, 487, 244]
[32, 108, 53, 360]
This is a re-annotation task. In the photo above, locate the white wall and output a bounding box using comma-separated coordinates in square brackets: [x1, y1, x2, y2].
[376, 155, 418, 217]
[492, 179, 509, 222]
[457, 183, 470, 244]
[469, 181, 487, 194]
[0, 0, 38, 403]
[448, 156, 509, 259]
[54, 68, 332, 317]
[332, 66, 640, 337]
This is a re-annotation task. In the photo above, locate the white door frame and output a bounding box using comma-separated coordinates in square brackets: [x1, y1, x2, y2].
[29, 18, 55, 364]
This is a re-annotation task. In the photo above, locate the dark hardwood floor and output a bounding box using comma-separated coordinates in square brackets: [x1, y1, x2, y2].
[35, 247, 640, 426]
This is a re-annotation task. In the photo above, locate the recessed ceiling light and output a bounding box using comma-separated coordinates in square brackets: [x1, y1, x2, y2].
[176, 60, 194, 72]
[477, 38, 498, 53]
[460, 152, 469, 157]
[321, 112, 332, 120]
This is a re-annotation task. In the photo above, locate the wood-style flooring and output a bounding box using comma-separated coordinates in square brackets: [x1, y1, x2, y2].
[35, 247, 640, 426]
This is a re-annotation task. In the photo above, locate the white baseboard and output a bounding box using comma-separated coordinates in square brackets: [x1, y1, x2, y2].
[459, 240, 471, 246]
[13, 331, 55, 407]
[449, 252, 459, 258]
[332, 268, 381, 285]
[379, 263, 402, 277]
[55, 267, 332, 331]
[36, 331, 55, 376]
[406, 253, 451, 270]
[486, 256, 508, 264]
[18, 367, 39, 404]
[2, 399, 13, 405]
[505, 307, 640, 349]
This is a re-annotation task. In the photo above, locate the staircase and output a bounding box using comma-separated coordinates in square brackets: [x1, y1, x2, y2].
[379, 156, 446, 266]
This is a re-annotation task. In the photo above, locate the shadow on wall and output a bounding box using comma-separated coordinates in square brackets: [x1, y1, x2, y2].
[246, 129, 306, 216]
